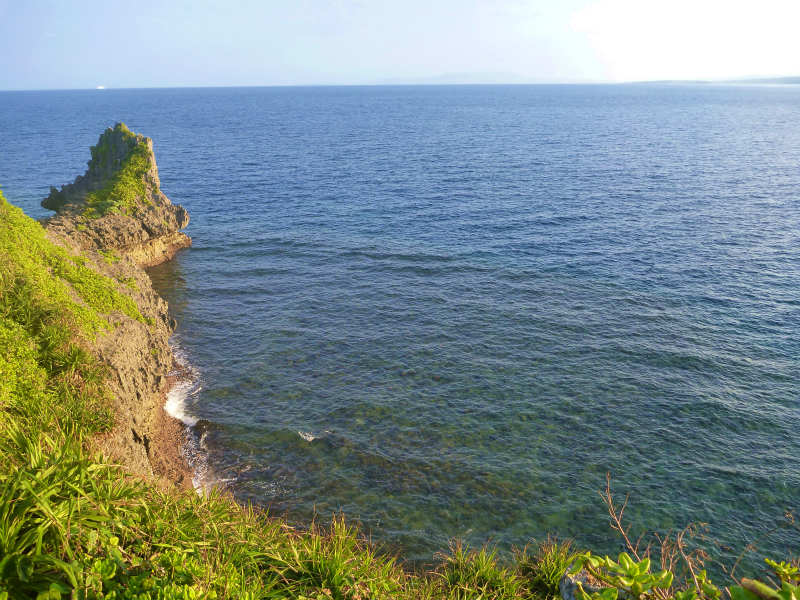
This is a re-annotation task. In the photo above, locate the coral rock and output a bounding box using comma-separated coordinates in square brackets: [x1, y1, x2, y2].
[43, 122, 191, 267]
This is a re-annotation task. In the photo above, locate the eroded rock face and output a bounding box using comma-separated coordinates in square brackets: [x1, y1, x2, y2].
[43, 123, 191, 268]
[560, 568, 607, 600]
[41, 124, 193, 486]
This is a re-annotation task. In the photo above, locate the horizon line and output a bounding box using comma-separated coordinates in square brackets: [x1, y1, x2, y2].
[2, 76, 800, 93]
[0, 81, 616, 92]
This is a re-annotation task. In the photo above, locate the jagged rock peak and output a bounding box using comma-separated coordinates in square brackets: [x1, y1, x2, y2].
[43, 123, 191, 267]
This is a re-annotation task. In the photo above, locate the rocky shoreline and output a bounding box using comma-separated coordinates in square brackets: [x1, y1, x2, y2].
[41, 123, 193, 488]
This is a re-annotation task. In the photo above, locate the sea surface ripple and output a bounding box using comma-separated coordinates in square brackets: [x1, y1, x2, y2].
[1, 84, 798, 566]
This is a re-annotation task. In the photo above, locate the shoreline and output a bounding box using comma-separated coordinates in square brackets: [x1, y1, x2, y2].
[84, 250, 198, 490]
[37, 122, 199, 489]
[163, 348, 210, 491]
[150, 360, 196, 490]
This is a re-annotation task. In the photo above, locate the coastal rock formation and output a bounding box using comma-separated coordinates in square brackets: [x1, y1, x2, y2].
[43, 123, 191, 268]
[41, 124, 192, 485]
[559, 567, 606, 600]
[85, 255, 189, 486]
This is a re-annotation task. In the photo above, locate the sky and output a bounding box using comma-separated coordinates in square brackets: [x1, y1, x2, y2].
[1, 0, 799, 90]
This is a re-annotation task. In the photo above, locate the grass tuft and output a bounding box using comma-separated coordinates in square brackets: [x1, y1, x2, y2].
[516, 536, 577, 600]
[437, 541, 525, 599]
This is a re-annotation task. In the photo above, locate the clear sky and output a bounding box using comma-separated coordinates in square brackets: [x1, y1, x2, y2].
[1, 0, 799, 90]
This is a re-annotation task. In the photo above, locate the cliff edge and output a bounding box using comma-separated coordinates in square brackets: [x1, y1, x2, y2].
[43, 122, 191, 268]
[39, 123, 192, 486]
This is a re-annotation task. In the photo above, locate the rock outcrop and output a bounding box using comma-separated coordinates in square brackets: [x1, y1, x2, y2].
[41, 124, 192, 486]
[43, 123, 191, 268]
[559, 567, 606, 600]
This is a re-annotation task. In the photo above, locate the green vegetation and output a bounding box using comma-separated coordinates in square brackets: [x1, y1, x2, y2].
[0, 192, 144, 337]
[98, 249, 120, 265]
[0, 189, 796, 599]
[570, 552, 674, 600]
[517, 537, 578, 600]
[0, 188, 145, 439]
[570, 553, 798, 600]
[437, 542, 525, 600]
[83, 123, 152, 218]
[567, 483, 799, 600]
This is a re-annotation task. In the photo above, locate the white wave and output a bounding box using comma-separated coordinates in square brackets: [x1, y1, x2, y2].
[298, 431, 317, 442]
[164, 336, 217, 493]
[164, 379, 199, 426]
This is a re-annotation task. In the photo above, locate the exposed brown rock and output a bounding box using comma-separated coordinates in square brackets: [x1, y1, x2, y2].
[43, 123, 191, 268]
[42, 124, 194, 487]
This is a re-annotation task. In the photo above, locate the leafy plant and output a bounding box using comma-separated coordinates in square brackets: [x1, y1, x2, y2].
[570, 477, 798, 600]
[764, 559, 800, 585]
[570, 552, 674, 600]
[730, 559, 799, 600]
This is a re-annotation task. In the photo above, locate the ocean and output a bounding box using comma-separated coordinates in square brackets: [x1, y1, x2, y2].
[1, 84, 798, 567]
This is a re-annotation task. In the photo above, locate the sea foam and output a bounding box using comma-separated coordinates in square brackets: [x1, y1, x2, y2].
[165, 379, 200, 426]
[164, 339, 217, 492]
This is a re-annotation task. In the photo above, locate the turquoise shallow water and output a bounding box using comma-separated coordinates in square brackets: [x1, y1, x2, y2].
[1, 84, 798, 568]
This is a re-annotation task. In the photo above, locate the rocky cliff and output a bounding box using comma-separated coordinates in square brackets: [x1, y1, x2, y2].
[41, 123, 192, 486]
[43, 123, 191, 268]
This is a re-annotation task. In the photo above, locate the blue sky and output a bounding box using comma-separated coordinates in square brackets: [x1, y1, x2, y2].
[1, 0, 799, 90]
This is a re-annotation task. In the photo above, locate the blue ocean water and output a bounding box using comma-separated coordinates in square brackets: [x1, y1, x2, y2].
[1, 85, 798, 567]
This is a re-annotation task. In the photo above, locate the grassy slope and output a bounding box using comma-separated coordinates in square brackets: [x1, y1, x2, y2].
[0, 190, 570, 599]
[83, 123, 152, 218]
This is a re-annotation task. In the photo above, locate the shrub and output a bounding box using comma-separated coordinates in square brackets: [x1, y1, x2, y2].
[83, 123, 153, 218]
[437, 541, 524, 599]
[517, 536, 578, 599]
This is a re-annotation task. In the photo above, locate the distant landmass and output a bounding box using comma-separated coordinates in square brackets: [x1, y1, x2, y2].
[636, 76, 800, 85]
[374, 74, 800, 86]
[724, 76, 800, 84]
[374, 72, 597, 85]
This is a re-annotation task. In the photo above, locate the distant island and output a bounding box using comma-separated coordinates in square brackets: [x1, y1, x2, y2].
[635, 76, 800, 85]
